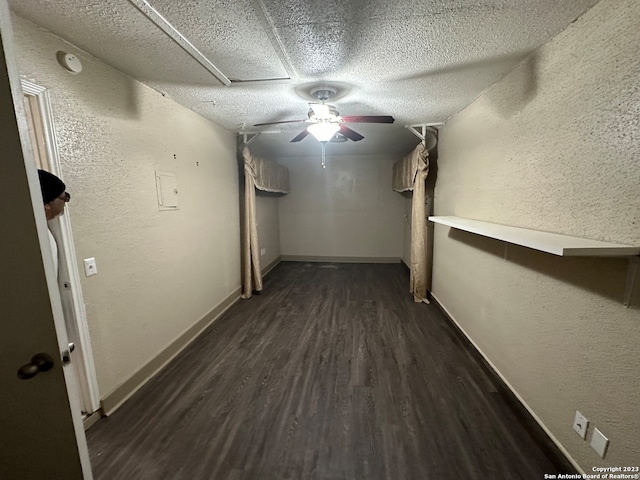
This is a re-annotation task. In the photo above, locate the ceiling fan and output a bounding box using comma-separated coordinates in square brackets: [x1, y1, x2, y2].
[253, 88, 395, 143]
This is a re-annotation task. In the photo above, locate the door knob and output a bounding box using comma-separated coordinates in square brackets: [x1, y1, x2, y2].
[17, 353, 55, 379]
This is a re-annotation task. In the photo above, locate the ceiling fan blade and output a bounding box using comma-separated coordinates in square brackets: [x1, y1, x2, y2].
[253, 119, 306, 127]
[340, 115, 395, 124]
[290, 129, 311, 142]
[339, 125, 364, 142]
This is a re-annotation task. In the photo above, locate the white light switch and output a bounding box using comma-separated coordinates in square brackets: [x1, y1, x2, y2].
[590, 428, 609, 458]
[573, 411, 588, 439]
[83, 257, 98, 277]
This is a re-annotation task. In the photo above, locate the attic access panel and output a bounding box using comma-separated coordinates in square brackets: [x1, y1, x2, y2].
[139, 0, 292, 81]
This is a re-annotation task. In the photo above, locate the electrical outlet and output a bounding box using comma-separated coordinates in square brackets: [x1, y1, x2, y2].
[590, 428, 609, 458]
[573, 411, 589, 439]
[260, 248, 266, 256]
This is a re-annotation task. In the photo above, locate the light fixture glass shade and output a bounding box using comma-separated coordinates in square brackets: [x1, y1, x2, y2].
[307, 122, 340, 142]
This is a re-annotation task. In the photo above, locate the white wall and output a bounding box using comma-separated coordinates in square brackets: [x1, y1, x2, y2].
[12, 15, 240, 399]
[278, 154, 404, 260]
[256, 193, 281, 270]
[433, 0, 640, 470]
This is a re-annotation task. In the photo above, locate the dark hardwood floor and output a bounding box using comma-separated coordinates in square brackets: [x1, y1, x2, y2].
[87, 262, 564, 480]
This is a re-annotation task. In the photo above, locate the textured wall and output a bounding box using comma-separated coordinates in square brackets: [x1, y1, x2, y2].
[12, 15, 240, 398]
[278, 154, 403, 259]
[256, 193, 281, 269]
[433, 0, 640, 470]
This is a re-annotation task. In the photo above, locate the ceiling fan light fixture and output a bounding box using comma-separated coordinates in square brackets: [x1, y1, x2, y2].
[309, 103, 339, 121]
[307, 122, 340, 142]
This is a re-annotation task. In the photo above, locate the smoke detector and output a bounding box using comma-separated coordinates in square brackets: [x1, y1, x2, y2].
[56, 51, 82, 74]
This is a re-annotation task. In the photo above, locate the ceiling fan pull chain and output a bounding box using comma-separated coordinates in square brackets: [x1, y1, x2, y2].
[321, 142, 326, 169]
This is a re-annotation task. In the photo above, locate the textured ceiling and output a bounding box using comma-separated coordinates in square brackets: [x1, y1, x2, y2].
[9, 0, 600, 158]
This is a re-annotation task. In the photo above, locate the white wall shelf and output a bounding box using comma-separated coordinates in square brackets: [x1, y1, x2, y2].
[428, 216, 640, 307]
[428, 216, 640, 257]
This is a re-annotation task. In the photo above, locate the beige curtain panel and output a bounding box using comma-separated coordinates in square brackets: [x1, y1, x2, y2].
[241, 146, 289, 299]
[393, 143, 430, 303]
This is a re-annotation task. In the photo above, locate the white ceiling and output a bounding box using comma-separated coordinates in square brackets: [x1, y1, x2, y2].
[9, 0, 600, 158]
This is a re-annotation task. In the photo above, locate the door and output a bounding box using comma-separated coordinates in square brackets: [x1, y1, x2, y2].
[0, 4, 92, 479]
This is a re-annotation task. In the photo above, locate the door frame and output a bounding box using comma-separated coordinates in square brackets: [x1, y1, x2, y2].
[21, 80, 101, 415]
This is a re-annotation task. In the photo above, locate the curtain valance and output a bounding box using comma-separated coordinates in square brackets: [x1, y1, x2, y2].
[392, 142, 427, 192]
[243, 147, 290, 194]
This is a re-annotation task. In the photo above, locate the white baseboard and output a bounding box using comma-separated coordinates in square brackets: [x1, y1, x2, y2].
[430, 292, 584, 475]
[261, 256, 281, 277]
[281, 255, 400, 263]
[100, 287, 242, 416]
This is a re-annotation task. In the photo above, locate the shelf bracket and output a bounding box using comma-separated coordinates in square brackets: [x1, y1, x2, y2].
[241, 132, 260, 145]
[404, 123, 441, 146]
[623, 256, 639, 308]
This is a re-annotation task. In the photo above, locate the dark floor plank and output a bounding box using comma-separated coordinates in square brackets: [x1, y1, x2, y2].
[87, 262, 564, 480]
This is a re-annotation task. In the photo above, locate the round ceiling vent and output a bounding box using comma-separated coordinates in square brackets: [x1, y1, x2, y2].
[294, 82, 352, 102]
